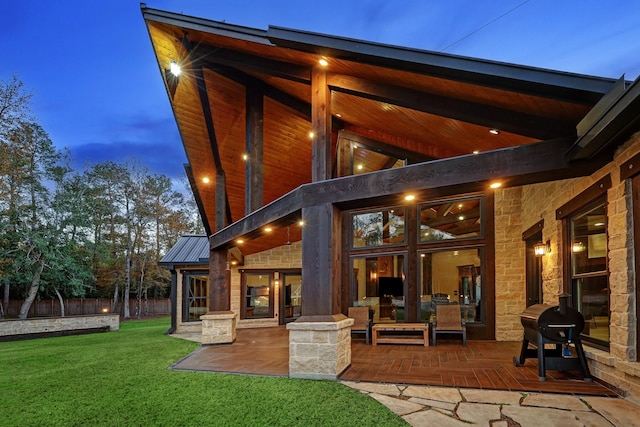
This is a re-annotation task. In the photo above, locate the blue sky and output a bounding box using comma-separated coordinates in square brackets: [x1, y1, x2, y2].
[2, 0, 639, 179]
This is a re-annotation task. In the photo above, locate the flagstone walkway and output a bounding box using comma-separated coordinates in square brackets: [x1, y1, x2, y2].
[341, 380, 640, 427]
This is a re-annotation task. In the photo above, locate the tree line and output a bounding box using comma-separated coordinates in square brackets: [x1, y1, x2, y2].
[0, 75, 203, 319]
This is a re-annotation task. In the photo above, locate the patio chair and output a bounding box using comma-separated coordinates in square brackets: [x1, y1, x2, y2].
[348, 306, 371, 344]
[431, 303, 466, 346]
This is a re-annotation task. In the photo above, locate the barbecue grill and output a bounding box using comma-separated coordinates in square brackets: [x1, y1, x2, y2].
[513, 293, 592, 381]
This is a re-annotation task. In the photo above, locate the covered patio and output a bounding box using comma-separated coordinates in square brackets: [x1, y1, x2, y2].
[170, 327, 617, 396]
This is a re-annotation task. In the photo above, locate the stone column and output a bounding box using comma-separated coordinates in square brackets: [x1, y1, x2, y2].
[287, 315, 353, 380]
[200, 311, 236, 344]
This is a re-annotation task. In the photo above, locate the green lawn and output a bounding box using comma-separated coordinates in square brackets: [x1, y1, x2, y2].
[0, 317, 406, 426]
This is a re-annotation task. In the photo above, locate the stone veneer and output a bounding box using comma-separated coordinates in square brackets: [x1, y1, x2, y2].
[0, 314, 119, 337]
[287, 316, 353, 380]
[495, 130, 640, 404]
[200, 311, 236, 344]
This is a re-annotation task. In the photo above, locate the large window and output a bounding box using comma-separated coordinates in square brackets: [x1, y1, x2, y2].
[419, 197, 483, 242]
[352, 254, 406, 322]
[352, 208, 405, 248]
[419, 249, 483, 323]
[569, 198, 609, 347]
[242, 271, 274, 319]
[184, 271, 208, 322]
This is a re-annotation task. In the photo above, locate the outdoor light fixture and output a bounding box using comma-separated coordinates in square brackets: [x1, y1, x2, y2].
[169, 61, 181, 77]
[264, 227, 273, 232]
[318, 58, 328, 67]
[236, 239, 244, 244]
[534, 240, 551, 256]
[405, 194, 416, 201]
[489, 128, 500, 135]
[202, 177, 210, 184]
[490, 182, 502, 189]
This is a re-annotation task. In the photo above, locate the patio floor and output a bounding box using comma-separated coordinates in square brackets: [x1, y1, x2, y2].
[170, 326, 618, 396]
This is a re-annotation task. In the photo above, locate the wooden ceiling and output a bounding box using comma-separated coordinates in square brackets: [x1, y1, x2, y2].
[142, 6, 617, 256]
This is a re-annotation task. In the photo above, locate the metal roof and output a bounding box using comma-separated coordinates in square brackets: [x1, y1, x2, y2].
[158, 235, 209, 266]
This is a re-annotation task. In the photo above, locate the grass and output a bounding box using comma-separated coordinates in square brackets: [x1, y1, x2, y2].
[0, 317, 406, 426]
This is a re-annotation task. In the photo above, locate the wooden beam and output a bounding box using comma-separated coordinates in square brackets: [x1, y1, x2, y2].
[301, 203, 340, 315]
[193, 45, 311, 84]
[312, 67, 332, 181]
[209, 137, 604, 250]
[215, 171, 226, 231]
[328, 73, 575, 140]
[245, 85, 264, 214]
[209, 248, 230, 311]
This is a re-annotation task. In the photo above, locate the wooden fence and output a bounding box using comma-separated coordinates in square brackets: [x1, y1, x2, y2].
[4, 298, 170, 318]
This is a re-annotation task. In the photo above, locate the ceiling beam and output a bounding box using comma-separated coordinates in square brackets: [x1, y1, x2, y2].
[328, 74, 575, 140]
[193, 45, 310, 84]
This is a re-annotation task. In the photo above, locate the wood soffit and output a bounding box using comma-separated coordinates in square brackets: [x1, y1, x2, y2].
[142, 6, 620, 255]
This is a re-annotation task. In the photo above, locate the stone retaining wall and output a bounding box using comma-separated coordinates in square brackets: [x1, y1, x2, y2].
[0, 314, 120, 340]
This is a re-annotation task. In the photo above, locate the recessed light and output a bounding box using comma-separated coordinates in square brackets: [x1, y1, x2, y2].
[318, 58, 328, 67]
[309, 131, 314, 139]
[489, 128, 500, 135]
[473, 150, 480, 154]
[490, 182, 502, 189]
[405, 194, 416, 201]
[202, 177, 210, 184]
[335, 113, 342, 118]
[236, 239, 244, 244]
[298, 220, 305, 227]
[242, 153, 248, 161]
[264, 227, 273, 232]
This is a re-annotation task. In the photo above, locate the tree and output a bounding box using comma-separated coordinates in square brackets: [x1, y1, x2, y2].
[0, 74, 32, 318]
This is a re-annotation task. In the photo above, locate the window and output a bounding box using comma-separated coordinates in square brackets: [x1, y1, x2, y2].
[569, 198, 609, 347]
[419, 197, 483, 242]
[419, 249, 483, 323]
[242, 271, 274, 319]
[351, 254, 406, 322]
[352, 208, 405, 248]
[183, 271, 208, 322]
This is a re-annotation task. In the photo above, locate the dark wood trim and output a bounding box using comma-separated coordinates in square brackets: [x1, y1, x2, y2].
[484, 191, 496, 340]
[620, 152, 640, 181]
[210, 138, 603, 250]
[522, 219, 544, 241]
[193, 66, 223, 171]
[406, 202, 418, 322]
[556, 174, 611, 219]
[245, 86, 264, 214]
[340, 210, 351, 314]
[266, 26, 614, 104]
[209, 249, 230, 311]
[311, 67, 332, 182]
[328, 74, 575, 140]
[215, 171, 227, 231]
[301, 204, 339, 316]
[632, 175, 640, 359]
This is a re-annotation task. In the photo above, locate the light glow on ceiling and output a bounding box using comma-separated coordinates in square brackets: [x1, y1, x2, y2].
[169, 61, 181, 76]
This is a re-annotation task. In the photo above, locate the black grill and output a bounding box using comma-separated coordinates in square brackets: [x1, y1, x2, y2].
[513, 293, 592, 381]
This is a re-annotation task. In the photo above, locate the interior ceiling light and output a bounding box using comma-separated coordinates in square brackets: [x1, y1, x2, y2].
[489, 128, 500, 135]
[318, 58, 329, 67]
[169, 61, 181, 77]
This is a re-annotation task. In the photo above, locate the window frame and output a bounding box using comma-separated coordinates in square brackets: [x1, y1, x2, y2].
[240, 269, 275, 320]
[182, 270, 209, 322]
[417, 195, 485, 244]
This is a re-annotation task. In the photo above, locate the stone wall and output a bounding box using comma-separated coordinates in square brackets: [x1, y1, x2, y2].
[231, 241, 302, 329]
[497, 131, 640, 402]
[0, 314, 120, 339]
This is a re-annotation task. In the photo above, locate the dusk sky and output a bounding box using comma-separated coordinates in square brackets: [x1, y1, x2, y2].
[2, 1, 640, 180]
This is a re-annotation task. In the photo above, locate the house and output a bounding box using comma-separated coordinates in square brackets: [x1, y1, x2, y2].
[143, 5, 640, 398]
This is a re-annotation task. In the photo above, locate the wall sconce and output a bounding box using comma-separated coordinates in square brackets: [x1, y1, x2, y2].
[572, 241, 586, 253]
[534, 240, 551, 256]
[274, 272, 280, 286]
